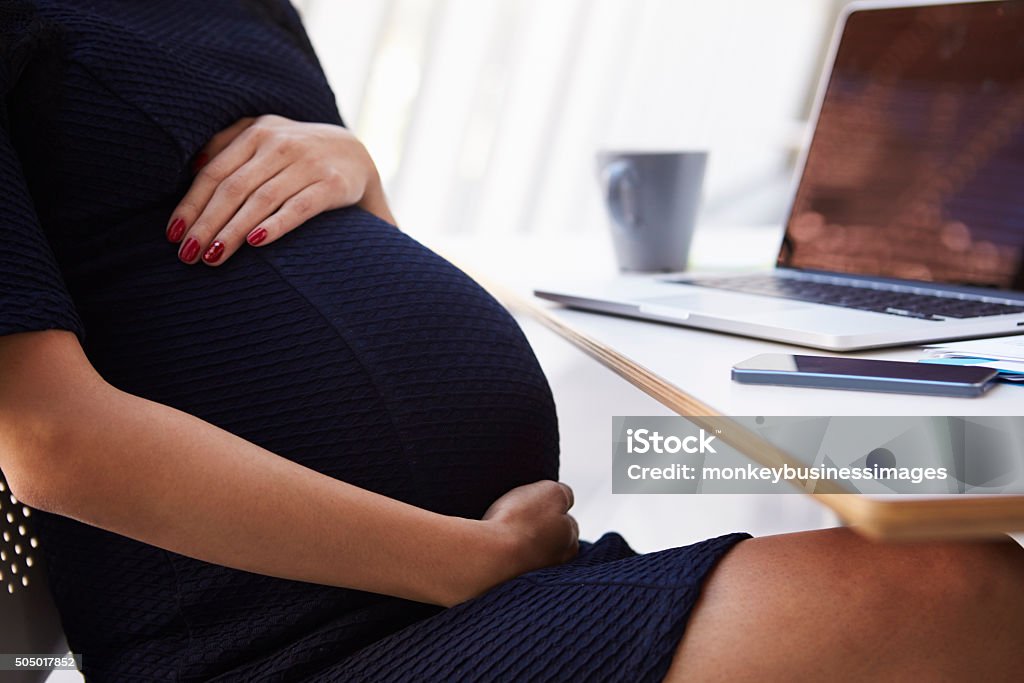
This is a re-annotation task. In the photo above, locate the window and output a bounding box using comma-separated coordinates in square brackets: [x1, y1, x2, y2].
[298, 0, 843, 237]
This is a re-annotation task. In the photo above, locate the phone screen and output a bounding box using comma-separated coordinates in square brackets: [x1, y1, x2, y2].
[735, 354, 995, 384]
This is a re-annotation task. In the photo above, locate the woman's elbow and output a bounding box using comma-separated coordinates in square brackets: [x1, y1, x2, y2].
[2, 461, 58, 514]
[0, 330, 106, 514]
[0, 413, 85, 514]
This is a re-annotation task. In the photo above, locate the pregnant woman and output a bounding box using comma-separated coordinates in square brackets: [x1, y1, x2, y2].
[1, 2, 1022, 681]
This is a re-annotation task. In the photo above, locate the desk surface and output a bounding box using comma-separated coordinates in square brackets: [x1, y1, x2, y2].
[529, 299, 1023, 417]
[428, 228, 1024, 539]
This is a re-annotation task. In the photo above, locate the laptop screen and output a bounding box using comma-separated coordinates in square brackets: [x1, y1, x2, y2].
[779, 1, 1024, 292]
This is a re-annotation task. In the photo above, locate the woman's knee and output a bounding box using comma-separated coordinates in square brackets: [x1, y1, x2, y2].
[666, 528, 1024, 681]
[736, 528, 1024, 622]
[863, 534, 1023, 609]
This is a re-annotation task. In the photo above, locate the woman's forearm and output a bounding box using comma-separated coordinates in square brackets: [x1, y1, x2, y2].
[0, 331, 508, 607]
[52, 388, 504, 605]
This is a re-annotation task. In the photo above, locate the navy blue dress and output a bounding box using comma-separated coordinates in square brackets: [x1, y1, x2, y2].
[0, 2, 749, 680]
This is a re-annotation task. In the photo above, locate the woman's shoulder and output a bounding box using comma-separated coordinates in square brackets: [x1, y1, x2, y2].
[0, 1, 56, 85]
[0, 1, 43, 39]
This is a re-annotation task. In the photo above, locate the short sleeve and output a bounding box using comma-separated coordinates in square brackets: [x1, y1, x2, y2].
[0, 10, 84, 341]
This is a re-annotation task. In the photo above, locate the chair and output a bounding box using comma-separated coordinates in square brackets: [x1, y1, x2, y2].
[0, 471, 73, 683]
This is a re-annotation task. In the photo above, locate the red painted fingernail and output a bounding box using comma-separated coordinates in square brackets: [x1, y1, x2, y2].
[191, 153, 209, 174]
[202, 241, 225, 264]
[166, 218, 187, 242]
[179, 238, 200, 263]
[247, 227, 268, 246]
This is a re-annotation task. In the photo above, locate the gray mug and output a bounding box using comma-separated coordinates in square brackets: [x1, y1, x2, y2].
[597, 150, 708, 272]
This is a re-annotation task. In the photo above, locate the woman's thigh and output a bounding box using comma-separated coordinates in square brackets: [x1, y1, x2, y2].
[665, 527, 1024, 682]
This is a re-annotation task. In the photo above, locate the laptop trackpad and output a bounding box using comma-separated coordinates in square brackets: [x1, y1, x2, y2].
[638, 293, 808, 318]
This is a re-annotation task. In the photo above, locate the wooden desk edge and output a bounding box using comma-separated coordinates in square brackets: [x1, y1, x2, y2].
[470, 274, 1024, 541]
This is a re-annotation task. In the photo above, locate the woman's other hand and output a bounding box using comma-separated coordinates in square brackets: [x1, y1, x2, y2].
[165, 115, 396, 265]
[450, 480, 579, 606]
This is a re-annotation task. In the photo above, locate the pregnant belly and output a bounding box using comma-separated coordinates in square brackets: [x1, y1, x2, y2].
[73, 207, 559, 518]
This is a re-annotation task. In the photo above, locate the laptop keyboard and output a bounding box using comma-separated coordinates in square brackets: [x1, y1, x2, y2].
[679, 274, 1024, 320]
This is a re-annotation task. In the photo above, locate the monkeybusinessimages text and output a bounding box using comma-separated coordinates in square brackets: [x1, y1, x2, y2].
[623, 428, 949, 485]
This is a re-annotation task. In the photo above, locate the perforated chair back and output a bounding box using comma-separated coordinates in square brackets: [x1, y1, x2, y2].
[0, 471, 71, 683]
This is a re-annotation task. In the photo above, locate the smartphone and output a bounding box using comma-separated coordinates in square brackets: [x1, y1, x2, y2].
[732, 353, 998, 397]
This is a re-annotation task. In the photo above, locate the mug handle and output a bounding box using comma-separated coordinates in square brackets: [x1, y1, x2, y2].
[602, 160, 640, 231]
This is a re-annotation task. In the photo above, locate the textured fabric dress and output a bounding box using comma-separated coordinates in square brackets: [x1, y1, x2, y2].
[0, 2, 750, 681]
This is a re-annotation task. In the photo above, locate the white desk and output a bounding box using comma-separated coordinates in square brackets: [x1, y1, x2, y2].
[427, 227, 1024, 539]
[526, 296, 1023, 417]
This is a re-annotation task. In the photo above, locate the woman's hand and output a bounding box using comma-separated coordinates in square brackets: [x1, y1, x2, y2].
[448, 480, 579, 606]
[165, 115, 395, 265]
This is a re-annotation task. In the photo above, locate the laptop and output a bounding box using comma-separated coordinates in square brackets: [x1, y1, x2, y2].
[536, 0, 1024, 351]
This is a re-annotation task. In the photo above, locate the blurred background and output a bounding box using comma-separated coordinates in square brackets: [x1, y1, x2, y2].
[295, 0, 856, 238]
